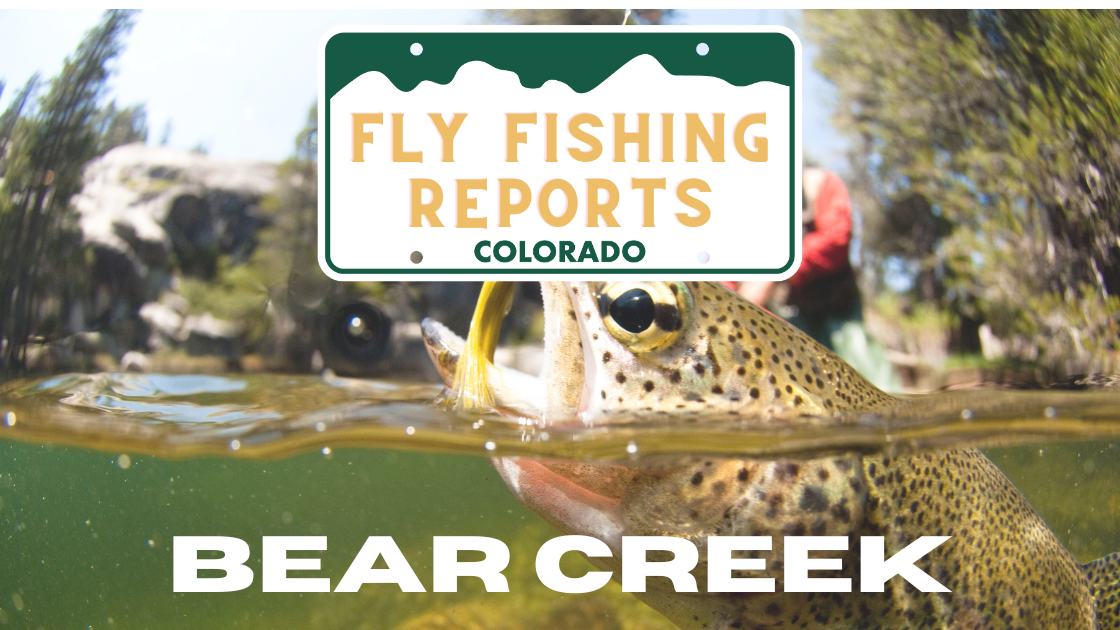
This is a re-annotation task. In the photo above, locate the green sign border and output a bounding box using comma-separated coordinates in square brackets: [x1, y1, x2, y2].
[323, 30, 798, 275]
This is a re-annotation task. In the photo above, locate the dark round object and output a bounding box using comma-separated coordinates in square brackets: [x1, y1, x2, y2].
[326, 302, 392, 364]
[609, 288, 655, 333]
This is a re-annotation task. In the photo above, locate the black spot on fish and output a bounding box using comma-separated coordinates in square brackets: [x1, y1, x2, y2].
[691, 471, 704, 485]
[749, 387, 760, 399]
[643, 381, 654, 392]
[669, 370, 682, 383]
[775, 463, 800, 480]
[616, 372, 626, 384]
[654, 303, 681, 331]
[602, 351, 612, 363]
[711, 386, 724, 394]
[800, 486, 829, 512]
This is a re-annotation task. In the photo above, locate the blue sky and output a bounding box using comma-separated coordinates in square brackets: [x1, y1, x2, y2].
[0, 9, 848, 171]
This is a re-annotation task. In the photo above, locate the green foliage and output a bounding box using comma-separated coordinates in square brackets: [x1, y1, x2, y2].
[92, 99, 148, 154]
[0, 10, 141, 373]
[176, 256, 270, 344]
[808, 9, 1120, 372]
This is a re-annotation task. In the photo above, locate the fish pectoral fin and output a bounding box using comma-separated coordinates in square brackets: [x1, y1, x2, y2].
[1085, 551, 1120, 625]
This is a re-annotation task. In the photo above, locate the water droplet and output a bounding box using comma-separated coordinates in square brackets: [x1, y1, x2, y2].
[229, 440, 241, 451]
[321, 447, 332, 458]
[11, 593, 22, 612]
[1044, 406, 1058, 418]
[117, 454, 131, 470]
[281, 511, 294, 525]
[309, 523, 321, 535]
[960, 409, 974, 420]
[405, 426, 415, 435]
[540, 432, 549, 441]
[315, 422, 326, 432]
[146, 539, 155, 548]
[626, 441, 639, 454]
[484, 441, 496, 451]
[3, 412, 14, 426]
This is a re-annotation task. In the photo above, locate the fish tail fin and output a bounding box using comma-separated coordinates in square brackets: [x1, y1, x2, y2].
[1084, 552, 1120, 625]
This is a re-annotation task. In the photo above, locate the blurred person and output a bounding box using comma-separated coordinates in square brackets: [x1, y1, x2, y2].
[723, 167, 901, 391]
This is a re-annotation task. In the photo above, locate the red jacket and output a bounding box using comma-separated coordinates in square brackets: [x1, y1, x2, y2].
[722, 171, 852, 292]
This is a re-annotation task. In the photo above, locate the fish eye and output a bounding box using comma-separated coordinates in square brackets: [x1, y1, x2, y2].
[598, 281, 688, 353]
[609, 288, 655, 333]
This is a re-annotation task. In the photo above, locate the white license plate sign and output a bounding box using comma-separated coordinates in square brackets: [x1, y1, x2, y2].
[319, 27, 801, 280]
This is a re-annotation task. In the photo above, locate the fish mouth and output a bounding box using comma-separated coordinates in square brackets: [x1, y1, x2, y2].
[421, 282, 625, 545]
[420, 281, 595, 422]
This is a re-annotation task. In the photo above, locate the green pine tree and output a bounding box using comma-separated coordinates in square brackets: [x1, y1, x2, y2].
[807, 9, 1120, 373]
[0, 9, 140, 373]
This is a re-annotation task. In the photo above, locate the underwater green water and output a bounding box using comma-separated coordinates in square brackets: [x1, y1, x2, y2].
[0, 373, 1119, 629]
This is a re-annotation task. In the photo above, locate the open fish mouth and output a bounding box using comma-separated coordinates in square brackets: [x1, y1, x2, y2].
[421, 281, 595, 424]
[421, 281, 628, 549]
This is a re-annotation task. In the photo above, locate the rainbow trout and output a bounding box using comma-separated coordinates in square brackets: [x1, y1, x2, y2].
[422, 281, 1120, 629]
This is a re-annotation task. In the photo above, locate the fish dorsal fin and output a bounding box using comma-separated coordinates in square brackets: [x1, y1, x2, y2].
[1084, 552, 1120, 625]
